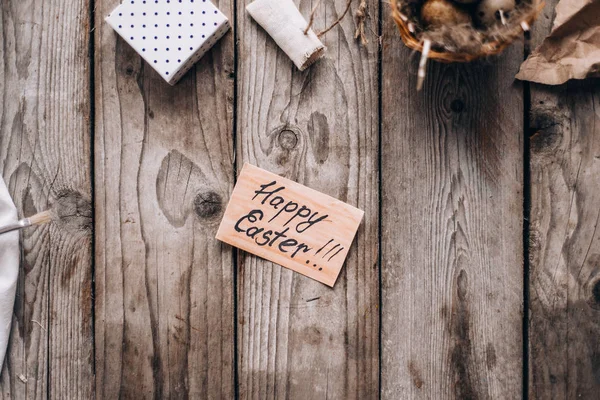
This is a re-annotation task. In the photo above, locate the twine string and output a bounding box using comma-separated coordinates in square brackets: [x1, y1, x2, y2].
[354, 0, 368, 44]
[304, 0, 360, 41]
[304, 0, 323, 35]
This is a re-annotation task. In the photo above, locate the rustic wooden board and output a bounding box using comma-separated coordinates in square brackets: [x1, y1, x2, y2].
[528, 0, 600, 396]
[217, 163, 364, 287]
[380, 6, 525, 398]
[236, 0, 380, 397]
[94, 0, 235, 397]
[0, 0, 94, 398]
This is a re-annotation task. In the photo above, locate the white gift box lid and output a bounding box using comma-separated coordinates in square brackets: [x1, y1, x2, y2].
[106, 0, 230, 84]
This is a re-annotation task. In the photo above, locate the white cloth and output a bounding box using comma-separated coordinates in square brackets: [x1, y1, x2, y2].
[0, 177, 18, 371]
[246, 0, 326, 71]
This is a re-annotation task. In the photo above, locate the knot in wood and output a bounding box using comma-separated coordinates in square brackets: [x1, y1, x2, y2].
[278, 129, 299, 150]
[450, 99, 465, 113]
[530, 105, 565, 153]
[52, 188, 93, 232]
[592, 280, 600, 308]
[193, 191, 223, 219]
[457, 270, 468, 300]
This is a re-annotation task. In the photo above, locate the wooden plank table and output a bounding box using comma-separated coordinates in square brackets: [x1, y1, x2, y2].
[0, 0, 598, 398]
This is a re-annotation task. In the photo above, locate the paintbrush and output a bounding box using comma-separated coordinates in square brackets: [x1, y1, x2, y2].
[0, 211, 53, 236]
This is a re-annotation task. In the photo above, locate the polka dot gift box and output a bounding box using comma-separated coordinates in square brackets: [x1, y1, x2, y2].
[106, 0, 230, 85]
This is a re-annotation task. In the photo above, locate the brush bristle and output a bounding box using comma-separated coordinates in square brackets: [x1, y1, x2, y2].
[28, 211, 53, 226]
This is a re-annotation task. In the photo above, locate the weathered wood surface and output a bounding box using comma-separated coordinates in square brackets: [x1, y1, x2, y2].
[2, 0, 600, 398]
[94, 0, 235, 397]
[0, 0, 94, 399]
[528, 0, 600, 397]
[236, 0, 380, 398]
[380, 5, 525, 398]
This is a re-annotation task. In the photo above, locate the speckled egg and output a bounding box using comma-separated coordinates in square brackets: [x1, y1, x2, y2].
[421, 0, 472, 28]
[476, 0, 516, 26]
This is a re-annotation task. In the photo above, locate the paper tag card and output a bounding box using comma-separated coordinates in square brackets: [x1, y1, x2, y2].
[216, 164, 364, 287]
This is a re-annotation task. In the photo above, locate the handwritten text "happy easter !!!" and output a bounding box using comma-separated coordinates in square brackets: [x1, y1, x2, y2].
[234, 181, 346, 271]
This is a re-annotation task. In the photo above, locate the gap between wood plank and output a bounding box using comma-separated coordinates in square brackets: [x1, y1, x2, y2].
[89, 0, 98, 382]
[522, 71, 532, 400]
[377, 0, 384, 398]
[522, 28, 532, 400]
[232, 0, 240, 398]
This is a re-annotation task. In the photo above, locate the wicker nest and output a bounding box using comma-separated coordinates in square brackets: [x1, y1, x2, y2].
[390, 0, 544, 87]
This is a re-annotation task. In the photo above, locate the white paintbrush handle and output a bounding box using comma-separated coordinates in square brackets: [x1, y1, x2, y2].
[0, 219, 30, 236]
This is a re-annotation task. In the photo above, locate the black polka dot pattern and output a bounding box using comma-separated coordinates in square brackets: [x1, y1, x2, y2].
[106, 0, 230, 84]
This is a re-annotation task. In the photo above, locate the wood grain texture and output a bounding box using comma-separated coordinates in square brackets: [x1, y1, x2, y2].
[94, 0, 235, 397]
[381, 4, 524, 398]
[0, 0, 94, 398]
[237, 0, 379, 397]
[528, 0, 600, 396]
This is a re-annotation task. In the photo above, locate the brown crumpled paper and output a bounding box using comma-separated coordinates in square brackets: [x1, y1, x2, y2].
[516, 0, 600, 84]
